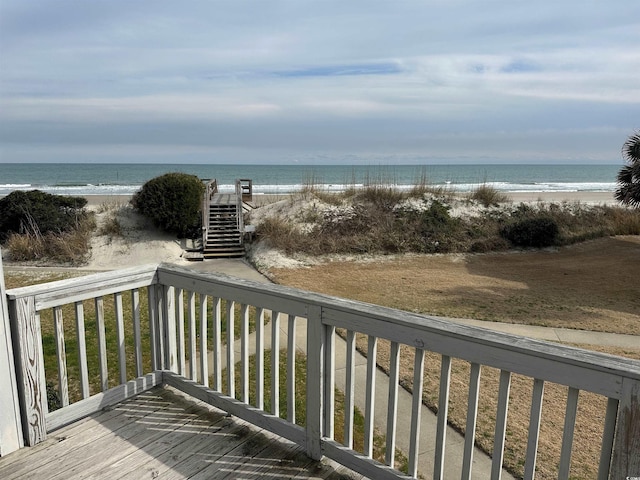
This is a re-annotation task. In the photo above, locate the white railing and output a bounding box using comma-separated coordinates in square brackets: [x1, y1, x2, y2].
[1, 262, 639, 480]
[234, 179, 245, 234]
[202, 179, 218, 246]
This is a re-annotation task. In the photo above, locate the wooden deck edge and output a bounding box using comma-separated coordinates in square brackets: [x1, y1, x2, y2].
[322, 440, 412, 480]
[162, 371, 307, 447]
[46, 371, 163, 432]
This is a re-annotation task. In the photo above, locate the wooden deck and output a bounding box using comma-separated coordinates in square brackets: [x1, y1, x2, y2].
[0, 387, 364, 480]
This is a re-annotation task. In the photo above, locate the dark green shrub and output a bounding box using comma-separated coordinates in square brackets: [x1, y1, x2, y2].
[500, 215, 559, 248]
[0, 190, 88, 242]
[132, 173, 205, 238]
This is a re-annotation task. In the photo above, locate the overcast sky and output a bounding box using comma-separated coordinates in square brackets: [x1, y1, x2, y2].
[1, 1, 638, 165]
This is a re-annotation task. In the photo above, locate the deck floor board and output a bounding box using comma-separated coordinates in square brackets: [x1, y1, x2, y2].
[0, 387, 365, 480]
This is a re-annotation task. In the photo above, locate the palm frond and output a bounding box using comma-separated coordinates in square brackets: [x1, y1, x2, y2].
[622, 130, 640, 164]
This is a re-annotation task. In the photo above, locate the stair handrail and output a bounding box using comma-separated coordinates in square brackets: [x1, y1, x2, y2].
[235, 179, 245, 237]
[203, 179, 218, 248]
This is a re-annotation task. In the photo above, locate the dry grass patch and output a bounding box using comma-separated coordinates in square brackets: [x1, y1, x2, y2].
[269, 236, 640, 335]
[267, 238, 640, 478]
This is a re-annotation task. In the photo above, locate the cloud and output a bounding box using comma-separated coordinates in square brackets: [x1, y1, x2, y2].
[1, 1, 639, 163]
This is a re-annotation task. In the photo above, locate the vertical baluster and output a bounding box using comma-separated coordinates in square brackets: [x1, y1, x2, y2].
[156, 285, 166, 371]
[212, 297, 221, 390]
[462, 363, 482, 480]
[385, 341, 400, 467]
[286, 314, 297, 423]
[434, 355, 452, 479]
[558, 387, 579, 480]
[597, 397, 619, 480]
[95, 297, 108, 391]
[524, 379, 545, 479]
[255, 307, 265, 409]
[164, 286, 176, 373]
[53, 306, 69, 407]
[364, 335, 378, 458]
[147, 286, 158, 371]
[175, 288, 185, 376]
[271, 311, 280, 416]
[408, 347, 425, 478]
[344, 330, 356, 449]
[74, 301, 89, 399]
[188, 293, 197, 381]
[324, 325, 335, 439]
[131, 289, 142, 377]
[491, 370, 512, 480]
[226, 300, 235, 398]
[199, 294, 208, 387]
[240, 304, 249, 402]
[114, 292, 127, 384]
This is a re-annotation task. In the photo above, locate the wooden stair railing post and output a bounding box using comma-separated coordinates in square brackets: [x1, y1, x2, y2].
[235, 180, 245, 236]
[0, 249, 24, 455]
[202, 188, 209, 252]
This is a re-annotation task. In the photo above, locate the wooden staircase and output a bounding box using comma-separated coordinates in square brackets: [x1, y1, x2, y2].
[201, 179, 252, 258]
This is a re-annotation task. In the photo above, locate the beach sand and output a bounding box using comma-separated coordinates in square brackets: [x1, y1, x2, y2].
[81, 190, 616, 207]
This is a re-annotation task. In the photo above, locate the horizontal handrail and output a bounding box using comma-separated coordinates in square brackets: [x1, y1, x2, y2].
[6, 264, 158, 310]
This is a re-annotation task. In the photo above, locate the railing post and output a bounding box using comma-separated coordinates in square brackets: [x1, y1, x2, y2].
[610, 377, 640, 479]
[306, 304, 324, 460]
[0, 251, 24, 455]
[7, 294, 47, 446]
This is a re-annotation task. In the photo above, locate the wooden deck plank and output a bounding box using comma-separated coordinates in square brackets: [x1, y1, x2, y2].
[115, 408, 255, 479]
[58, 391, 220, 480]
[0, 387, 365, 480]
[0, 392, 167, 479]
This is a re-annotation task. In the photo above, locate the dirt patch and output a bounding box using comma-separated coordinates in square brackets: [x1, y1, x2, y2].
[268, 236, 640, 335]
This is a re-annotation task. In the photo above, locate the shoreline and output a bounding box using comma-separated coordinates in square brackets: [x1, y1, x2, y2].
[80, 190, 617, 207]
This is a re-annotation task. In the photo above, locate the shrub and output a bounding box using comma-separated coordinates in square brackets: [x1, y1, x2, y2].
[0, 190, 88, 242]
[500, 215, 559, 248]
[131, 173, 205, 238]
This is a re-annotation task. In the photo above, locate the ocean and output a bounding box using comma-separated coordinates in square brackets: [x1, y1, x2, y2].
[0, 163, 620, 197]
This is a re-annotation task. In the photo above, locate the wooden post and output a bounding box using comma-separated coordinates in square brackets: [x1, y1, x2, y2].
[306, 305, 324, 461]
[0, 250, 24, 455]
[610, 378, 640, 479]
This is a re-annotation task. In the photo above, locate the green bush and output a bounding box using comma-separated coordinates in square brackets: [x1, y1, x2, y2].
[500, 215, 559, 248]
[132, 173, 205, 238]
[0, 190, 88, 242]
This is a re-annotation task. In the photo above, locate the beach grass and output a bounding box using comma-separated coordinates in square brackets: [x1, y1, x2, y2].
[256, 189, 640, 256]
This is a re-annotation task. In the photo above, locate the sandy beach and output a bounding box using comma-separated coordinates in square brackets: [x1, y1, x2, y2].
[80, 190, 616, 207]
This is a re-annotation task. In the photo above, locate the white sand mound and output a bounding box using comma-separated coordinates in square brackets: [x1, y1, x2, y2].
[86, 203, 187, 270]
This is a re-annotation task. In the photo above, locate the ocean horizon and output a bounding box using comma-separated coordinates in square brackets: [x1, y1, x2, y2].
[0, 162, 620, 197]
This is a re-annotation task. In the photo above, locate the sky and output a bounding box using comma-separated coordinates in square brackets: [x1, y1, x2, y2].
[1, 1, 639, 165]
